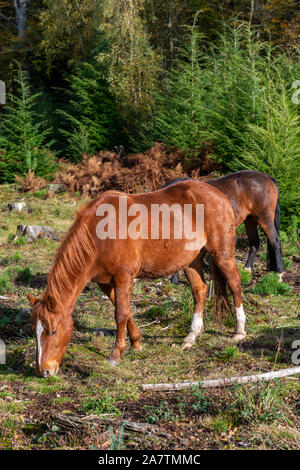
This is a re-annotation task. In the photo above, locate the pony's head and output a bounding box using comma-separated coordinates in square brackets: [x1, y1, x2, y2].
[27, 293, 73, 377]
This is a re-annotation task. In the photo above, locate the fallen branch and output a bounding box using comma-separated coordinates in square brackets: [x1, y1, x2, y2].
[123, 420, 171, 439]
[142, 366, 300, 392]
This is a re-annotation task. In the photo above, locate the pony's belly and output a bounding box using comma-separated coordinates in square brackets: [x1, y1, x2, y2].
[138, 243, 201, 279]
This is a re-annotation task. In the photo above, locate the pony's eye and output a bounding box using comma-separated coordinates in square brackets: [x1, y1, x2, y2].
[49, 330, 57, 336]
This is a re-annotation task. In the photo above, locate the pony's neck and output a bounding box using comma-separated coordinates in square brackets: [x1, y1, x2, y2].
[44, 216, 96, 314]
[45, 270, 91, 314]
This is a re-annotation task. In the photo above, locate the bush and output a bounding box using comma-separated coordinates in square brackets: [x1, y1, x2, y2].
[80, 395, 121, 416]
[251, 273, 292, 296]
[237, 263, 252, 287]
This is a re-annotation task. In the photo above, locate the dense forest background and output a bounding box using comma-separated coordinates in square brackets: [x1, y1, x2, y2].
[0, 0, 300, 227]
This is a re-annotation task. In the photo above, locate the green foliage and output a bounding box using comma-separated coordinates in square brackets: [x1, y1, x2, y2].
[15, 267, 33, 284]
[142, 23, 300, 227]
[34, 189, 47, 199]
[58, 61, 122, 161]
[98, 0, 160, 135]
[0, 269, 14, 295]
[145, 401, 177, 423]
[0, 252, 23, 266]
[211, 415, 232, 434]
[281, 217, 299, 258]
[0, 65, 56, 182]
[221, 346, 240, 361]
[80, 394, 121, 415]
[191, 384, 208, 413]
[108, 423, 125, 450]
[228, 380, 285, 425]
[0, 266, 22, 294]
[237, 264, 252, 287]
[251, 273, 292, 296]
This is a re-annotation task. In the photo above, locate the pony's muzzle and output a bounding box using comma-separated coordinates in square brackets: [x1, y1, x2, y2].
[40, 364, 58, 377]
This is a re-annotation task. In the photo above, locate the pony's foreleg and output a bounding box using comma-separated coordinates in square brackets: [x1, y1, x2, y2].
[182, 257, 207, 350]
[215, 257, 247, 342]
[244, 216, 260, 271]
[127, 315, 142, 351]
[109, 274, 139, 365]
[98, 282, 141, 351]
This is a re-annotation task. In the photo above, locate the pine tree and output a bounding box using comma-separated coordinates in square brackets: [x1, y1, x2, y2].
[0, 64, 56, 183]
[58, 61, 122, 161]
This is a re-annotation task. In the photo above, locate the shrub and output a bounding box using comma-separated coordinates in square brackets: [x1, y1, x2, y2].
[80, 395, 120, 416]
[251, 273, 292, 296]
[237, 264, 252, 287]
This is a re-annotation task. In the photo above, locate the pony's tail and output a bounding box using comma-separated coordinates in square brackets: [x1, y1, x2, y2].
[267, 177, 280, 271]
[210, 259, 232, 323]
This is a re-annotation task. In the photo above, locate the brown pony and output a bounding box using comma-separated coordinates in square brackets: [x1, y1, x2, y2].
[27, 180, 246, 377]
[163, 170, 284, 284]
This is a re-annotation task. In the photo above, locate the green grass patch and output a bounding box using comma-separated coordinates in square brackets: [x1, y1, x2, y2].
[251, 273, 292, 296]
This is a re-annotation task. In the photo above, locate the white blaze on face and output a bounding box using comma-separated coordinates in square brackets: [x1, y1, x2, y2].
[36, 320, 44, 366]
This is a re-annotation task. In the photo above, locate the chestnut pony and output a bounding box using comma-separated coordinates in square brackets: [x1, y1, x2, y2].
[27, 180, 246, 377]
[163, 170, 284, 284]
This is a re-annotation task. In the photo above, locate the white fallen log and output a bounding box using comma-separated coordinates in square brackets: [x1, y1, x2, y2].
[142, 366, 300, 392]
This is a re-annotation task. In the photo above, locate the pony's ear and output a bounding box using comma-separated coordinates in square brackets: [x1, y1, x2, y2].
[26, 293, 38, 306]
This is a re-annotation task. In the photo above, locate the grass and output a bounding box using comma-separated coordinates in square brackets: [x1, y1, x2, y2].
[0, 186, 299, 450]
[228, 380, 286, 425]
[251, 273, 292, 296]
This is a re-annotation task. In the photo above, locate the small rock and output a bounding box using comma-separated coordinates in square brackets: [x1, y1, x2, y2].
[16, 225, 59, 243]
[48, 184, 63, 193]
[93, 328, 116, 337]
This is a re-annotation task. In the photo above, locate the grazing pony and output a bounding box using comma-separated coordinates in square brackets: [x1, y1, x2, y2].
[162, 171, 283, 284]
[27, 180, 246, 377]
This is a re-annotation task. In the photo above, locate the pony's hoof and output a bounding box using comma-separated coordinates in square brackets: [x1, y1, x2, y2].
[132, 342, 143, 352]
[108, 358, 120, 366]
[233, 333, 246, 343]
[182, 341, 193, 350]
[278, 272, 285, 282]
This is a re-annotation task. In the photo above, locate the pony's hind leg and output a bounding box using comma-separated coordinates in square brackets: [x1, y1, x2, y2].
[244, 216, 260, 270]
[214, 256, 247, 342]
[182, 253, 207, 350]
[257, 217, 284, 276]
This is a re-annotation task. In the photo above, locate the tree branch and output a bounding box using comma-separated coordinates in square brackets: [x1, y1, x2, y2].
[142, 366, 300, 391]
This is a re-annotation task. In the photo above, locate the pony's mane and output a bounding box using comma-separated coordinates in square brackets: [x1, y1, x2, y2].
[42, 204, 95, 309]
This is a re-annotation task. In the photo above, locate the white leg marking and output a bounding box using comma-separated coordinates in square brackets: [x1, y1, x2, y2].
[233, 304, 246, 342]
[182, 312, 203, 350]
[36, 320, 43, 366]
[278, 272, 284, 283]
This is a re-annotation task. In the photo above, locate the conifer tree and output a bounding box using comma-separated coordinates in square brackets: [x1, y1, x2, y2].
[0, 64, 55, 182]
